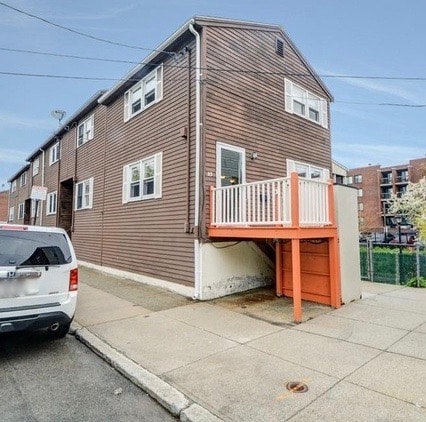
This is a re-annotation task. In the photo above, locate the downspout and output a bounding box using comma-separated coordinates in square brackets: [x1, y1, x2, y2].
[40, 148, 45, 226]
[72, 127, 78, 233]
[184, 46, 191, 233]
[188, 21, 202, 299]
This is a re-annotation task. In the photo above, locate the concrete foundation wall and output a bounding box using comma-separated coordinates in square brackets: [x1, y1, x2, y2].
[334, 184, 362, 303]
[199, 241, 275, 300]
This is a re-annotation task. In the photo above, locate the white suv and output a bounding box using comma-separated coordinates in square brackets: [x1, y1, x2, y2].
[0, 224, 78, 338]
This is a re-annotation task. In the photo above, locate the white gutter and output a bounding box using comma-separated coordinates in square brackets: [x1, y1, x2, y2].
[99, 19, 195, 104]
[189, 20, 202, 299]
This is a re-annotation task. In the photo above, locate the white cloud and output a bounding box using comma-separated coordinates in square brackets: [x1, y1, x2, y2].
[321, 67, 424, 104]
[332, 141, 426, 168]
[0, 112, 52, 130]
[337, 77, 420, 104]
[0, 147, 29, 164]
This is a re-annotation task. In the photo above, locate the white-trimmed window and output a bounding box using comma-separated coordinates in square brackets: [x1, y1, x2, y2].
[49, 142, 60, 165]
[358, 189, 363, 197]
[11, 180, 16, 193]
[124, 65, 163, 122]
[47, 191, 57, 215]
[354, 174, 362, 183]
[287, 159, 329, 181]
[358, 202, 364, 211]
[122, 152, 162, 203]
[32, 157, 40, 176]
[20, 172, 27, 187]
[18, 203, 24, 220]
[9, 206, 14, 222]
[77, 114, 94, 147]
[75, 178, 93, 210]
[284, 79, 328, 128]
[30, 199, 40, 218]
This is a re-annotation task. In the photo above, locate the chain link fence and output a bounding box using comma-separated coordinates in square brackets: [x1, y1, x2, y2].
[360, 242, 426, 286]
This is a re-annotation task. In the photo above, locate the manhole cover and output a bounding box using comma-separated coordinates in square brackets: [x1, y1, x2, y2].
[286, 381, 309, 393]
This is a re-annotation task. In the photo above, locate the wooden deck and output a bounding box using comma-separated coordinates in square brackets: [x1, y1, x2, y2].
[208, 173, 341, 322]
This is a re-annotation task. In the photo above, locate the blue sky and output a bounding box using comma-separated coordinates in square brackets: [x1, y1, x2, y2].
[1, 0, 425, 190]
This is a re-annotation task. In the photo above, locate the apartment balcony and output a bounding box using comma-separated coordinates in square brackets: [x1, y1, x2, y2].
[208, 173, 340, 323]
[209, 173, 336, 239]
[380, 177, 393, 185]
[381, 192, 392, 200]
[395, 175, 409, 183]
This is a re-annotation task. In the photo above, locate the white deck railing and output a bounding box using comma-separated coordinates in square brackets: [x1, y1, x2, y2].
[211, 175, 332, 227]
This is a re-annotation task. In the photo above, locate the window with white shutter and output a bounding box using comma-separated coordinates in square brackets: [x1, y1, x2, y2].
[75, 178, 93, 210]
[77, 115, 94, 147]
[122, 152, 163, 203]
[47, 191, 57, 215]
[287, 159, 329, 181]
[123, 64, 164, 122]
[49, 142, 61, 165]
[284, 78, 328, 129]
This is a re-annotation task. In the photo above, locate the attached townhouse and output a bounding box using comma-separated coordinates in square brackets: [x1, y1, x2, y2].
[7, 17, 361, 321]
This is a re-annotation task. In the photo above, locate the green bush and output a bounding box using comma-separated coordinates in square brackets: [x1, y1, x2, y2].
[406, 276, 426, 288]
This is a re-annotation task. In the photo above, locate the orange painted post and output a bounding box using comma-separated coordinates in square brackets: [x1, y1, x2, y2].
[291, 238, 302, 322]
[328, 235, 341, 308]
[276, 241, 283, 297]
[290, 172, 300, 228]
[327, 179, 336, 226]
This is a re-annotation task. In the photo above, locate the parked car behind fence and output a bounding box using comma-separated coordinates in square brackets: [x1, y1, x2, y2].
[360, 241, 425, 285]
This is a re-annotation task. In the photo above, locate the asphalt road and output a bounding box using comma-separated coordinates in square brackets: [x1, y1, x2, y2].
[0, 330, 176, 422]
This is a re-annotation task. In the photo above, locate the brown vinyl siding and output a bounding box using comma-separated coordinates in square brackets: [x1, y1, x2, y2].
[71, 105, 107, 264]
[43, 148, 60, 227]
[86, 46, 197, 286]
[8, 167, 32, 224]
[201, 25, 331, 228]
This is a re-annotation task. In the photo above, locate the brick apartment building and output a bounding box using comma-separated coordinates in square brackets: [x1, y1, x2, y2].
[348, 157, 426, 236]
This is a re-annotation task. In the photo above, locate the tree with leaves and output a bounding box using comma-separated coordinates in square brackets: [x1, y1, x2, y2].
[388, 177, 426, 242]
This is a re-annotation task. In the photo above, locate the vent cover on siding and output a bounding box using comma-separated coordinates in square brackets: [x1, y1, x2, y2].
[275, 38, 284, 57]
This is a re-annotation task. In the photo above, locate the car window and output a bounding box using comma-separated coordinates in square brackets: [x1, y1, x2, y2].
[0, 231, 72, 266]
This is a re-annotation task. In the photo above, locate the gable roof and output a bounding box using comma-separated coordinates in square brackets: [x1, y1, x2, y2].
[99, 16, 333, 105]
[26, 90, 106, 162]
[7, 163, 30, 183]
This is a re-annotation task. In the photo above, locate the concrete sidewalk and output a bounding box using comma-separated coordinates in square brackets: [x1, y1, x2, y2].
[72, 267, 426, 421]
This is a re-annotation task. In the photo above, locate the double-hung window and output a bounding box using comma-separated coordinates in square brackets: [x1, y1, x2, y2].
[20, 172, 27, 187]
[122, 152, 162, 203]
[32, 158, 40, 176]
[287, 159, 329, 181]
[284, 79, 328, 128]
[47, 191, 57, 215]
[11, 180, 16, 192]
[18, 203, 24, 220]
[77, 115, 94, 147]
[124, 65, 163, 122]
[9, 206, 14, 222]
[75, 178, 93, 210]
[30, 200, 40, 219]
[49, 142, 60, 165]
